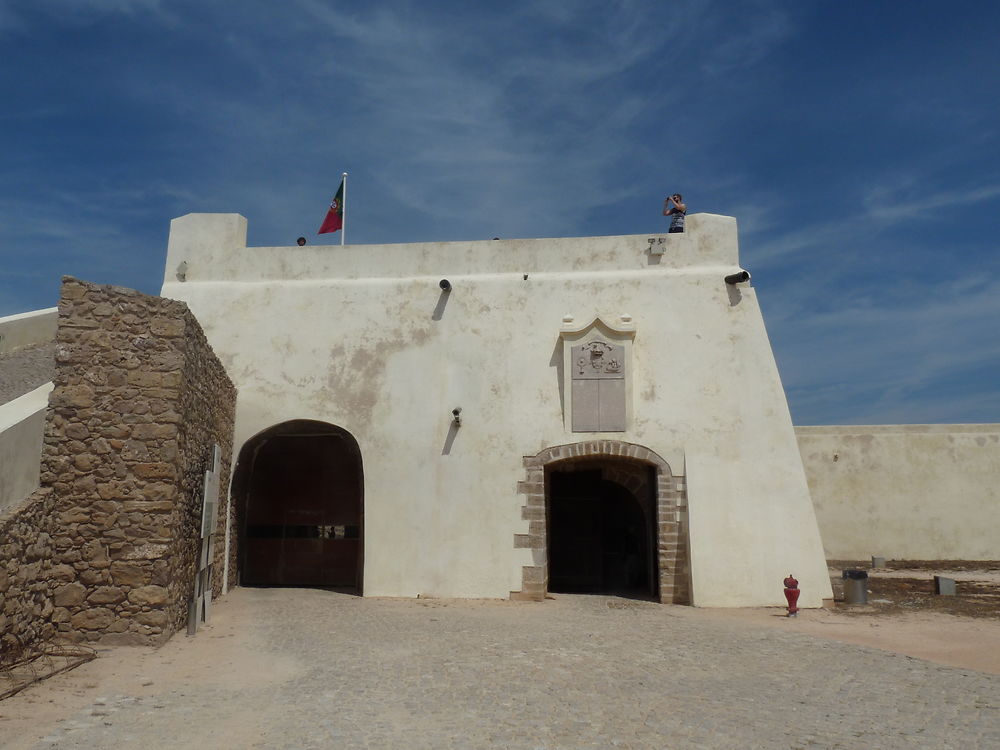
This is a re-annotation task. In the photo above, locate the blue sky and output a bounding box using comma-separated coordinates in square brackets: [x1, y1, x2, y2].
[1, 1, 998, 425]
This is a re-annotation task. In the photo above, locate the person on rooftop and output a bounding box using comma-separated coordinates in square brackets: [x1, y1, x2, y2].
[662, 193, 687, 233]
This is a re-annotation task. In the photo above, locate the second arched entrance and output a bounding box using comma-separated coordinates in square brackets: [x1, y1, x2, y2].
[233, 420, 363, 589]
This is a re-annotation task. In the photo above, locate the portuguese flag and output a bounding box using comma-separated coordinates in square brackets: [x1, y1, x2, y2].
[318, 177, 345, 234]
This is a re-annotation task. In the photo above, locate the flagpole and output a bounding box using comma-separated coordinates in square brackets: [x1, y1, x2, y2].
[341, 172, 348, 246]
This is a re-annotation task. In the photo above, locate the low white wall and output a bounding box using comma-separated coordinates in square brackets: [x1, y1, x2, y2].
[0, 308, 58, 354]
[0, 382, 52, 511]
[797, 425, 1000, 561]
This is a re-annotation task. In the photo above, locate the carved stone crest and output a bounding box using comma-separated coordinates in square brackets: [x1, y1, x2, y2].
[572, 340, 625, 380]
[560, 317, 635, 433]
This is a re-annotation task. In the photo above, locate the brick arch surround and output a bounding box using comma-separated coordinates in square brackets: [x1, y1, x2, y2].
[513, 441, 690, 604]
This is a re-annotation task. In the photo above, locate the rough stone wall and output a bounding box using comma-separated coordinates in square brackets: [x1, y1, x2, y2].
[6, 277, 237, 648]
[173, 302, 237, 618]
[0, 488, 56, 664]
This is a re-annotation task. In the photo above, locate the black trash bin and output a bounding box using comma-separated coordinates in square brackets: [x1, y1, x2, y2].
[842, 569, 869, 604]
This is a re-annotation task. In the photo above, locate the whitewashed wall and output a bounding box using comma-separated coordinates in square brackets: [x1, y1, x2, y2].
[798, 425, 1000, 561]
[161, 213, 833, 607]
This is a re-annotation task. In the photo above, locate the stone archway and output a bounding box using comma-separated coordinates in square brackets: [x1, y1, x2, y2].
[232, 420, 363, 590]
[513, 441, 689, 604]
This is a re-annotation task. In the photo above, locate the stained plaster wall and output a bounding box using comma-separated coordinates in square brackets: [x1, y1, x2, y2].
[797, 425, 1000, 561]
[161, 213, 833, 607]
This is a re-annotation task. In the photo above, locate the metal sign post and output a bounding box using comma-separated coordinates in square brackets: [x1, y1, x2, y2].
[188, 444, 221, 635]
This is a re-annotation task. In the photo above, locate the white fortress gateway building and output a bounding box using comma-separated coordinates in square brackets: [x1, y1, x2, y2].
[160, 213, 833, 608]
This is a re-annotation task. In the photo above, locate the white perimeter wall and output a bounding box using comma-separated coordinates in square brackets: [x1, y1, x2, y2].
[0, 308, 57, 355]
[0, 383, 52, 511]
[797, 425, 1000, 561]
[161, 213, 832, 607]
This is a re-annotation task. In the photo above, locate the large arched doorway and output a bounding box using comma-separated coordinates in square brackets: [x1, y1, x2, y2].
[233, 420, 363, 589]
[548, 462, 656, 598]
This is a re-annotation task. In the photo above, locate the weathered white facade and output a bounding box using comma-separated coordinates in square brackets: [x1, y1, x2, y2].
[161, 212, 833, 607]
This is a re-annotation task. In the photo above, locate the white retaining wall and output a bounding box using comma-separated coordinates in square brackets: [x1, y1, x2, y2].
[0, 383, 52, 511]
[0, 308, 58, 355]
[797, 425, 1000, 561]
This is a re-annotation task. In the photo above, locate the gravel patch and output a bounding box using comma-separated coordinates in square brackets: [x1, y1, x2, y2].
[0, 343, 55, 404]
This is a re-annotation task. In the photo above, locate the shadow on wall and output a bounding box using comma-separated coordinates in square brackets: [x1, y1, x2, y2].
[431, 284, 451, 321]
[442, 419, 460, 455]
[727, 284, 743, 307]
[549, 338, 564, 415]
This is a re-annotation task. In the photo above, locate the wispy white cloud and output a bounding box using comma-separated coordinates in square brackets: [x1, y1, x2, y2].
[744, 170, 1000, 272]
[5, 0, 165, 16]
[5, 0, 803, 244]
[0, 178, 199, 315]
[694, 4, 793, 76]
[136, 1, 686, 240]
[0, 0, 169, 32]
[771, 268, 1000, 423]
[865, 181, 1000, 223]
[1, 0, 998, 425]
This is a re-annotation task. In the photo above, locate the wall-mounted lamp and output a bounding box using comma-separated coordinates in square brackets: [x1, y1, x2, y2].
[176, 261, 188, 282]
[724, 270, 751, 285]
[452, 407, 462, 426]
[439, 279, 452, 292]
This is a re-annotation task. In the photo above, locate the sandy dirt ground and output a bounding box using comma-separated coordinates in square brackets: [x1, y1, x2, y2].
[1, 586, 998, 749]
[695, 607, 1000, 674]
[727, 562, 1000, 674]
[0, 602, 295, 749]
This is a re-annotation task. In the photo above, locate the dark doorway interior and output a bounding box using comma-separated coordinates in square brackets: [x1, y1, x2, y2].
[237, 421, 363, 588]
[548, 468, 652, 597]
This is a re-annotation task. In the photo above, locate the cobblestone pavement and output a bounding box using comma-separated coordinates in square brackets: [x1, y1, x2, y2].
[2, 587, 998, 749]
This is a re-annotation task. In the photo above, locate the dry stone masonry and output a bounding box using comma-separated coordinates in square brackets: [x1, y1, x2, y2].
[1, 277, 235, 660]
[0, 489, 57, 662]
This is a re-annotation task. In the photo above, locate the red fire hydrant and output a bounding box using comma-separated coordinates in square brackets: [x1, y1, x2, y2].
[783, 574, 800, 617]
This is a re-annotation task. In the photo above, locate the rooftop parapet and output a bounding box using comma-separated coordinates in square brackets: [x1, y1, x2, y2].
[163, 213, 740, 285]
